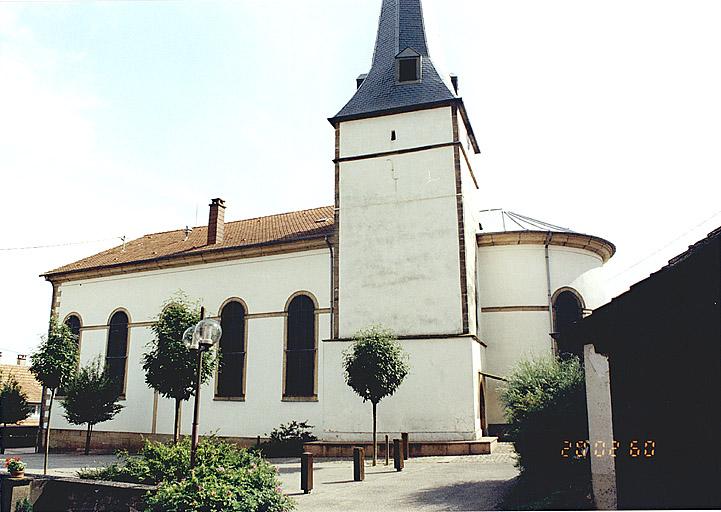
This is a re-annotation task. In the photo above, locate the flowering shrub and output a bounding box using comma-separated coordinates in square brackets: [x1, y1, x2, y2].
[5, 457, 25, 473]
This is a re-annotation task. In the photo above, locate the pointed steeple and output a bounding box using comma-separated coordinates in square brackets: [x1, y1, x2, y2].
[331, 0, 457, 124]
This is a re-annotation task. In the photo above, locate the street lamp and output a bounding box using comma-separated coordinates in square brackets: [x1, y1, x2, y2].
[184, 309, 222, 469]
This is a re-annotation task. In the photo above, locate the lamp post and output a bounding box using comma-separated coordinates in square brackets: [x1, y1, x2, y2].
[183, 308, 222, 469]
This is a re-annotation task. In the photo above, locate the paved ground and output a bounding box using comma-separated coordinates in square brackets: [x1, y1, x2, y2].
[6, 444, 519, 511]
[275, 444, 519, 511]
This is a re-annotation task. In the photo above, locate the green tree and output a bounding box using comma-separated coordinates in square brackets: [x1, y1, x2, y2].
[61, 357, 124, 455]
[0, 375, 33, 454]
[343, 325, 409, 466]
[30, 316, 79, 474]
[142, 295, 216, 443]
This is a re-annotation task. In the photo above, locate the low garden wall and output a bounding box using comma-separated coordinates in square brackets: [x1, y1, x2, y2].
[49, 428, 265, 453]
[0, 474, 154, 512]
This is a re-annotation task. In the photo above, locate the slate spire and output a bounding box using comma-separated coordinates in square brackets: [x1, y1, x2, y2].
[331, 0, 457, 124]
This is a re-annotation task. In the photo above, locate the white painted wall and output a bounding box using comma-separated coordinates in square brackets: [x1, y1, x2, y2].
[322, 336, 482, 441]
[53, 249, 331, 438]
[339, 107, 453, 158]
[584, 344, 618, 510]
[477, 243, 606, 425]
[338, 107, 464, 338]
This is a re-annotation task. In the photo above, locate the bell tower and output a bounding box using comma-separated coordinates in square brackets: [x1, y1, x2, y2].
[329, 0, 481, 341]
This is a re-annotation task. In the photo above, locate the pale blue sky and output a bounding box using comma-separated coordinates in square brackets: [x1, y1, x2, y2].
[2, 0, 720, 356]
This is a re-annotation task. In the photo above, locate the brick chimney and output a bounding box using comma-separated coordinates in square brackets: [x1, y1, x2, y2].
[207, 198, 226, 245]
[16, 354, 27, 365]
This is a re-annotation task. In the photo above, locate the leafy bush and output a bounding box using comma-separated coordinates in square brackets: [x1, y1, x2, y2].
[500, 357, 588, 481]
[14, 498, 33, 512]
[259, 421, 317, 458]
[79, 437, 294, 512]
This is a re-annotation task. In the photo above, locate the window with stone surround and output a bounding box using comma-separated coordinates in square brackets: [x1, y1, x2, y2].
[283, 294, 316, 399]
[106, 310, 129, 397]
[216, 300, 246, 399]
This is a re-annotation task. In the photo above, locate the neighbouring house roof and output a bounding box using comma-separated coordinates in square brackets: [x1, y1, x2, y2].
[44, 206, 335, 281]
[0, 365, 42, 403]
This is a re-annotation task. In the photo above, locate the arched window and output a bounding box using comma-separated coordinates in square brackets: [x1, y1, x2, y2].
[284, 294, 317, 398]
[216, 301, 246, 398]
[553, 290, 583, 358]
[106, 311, 129, 397]
[58, 314, 82, 396]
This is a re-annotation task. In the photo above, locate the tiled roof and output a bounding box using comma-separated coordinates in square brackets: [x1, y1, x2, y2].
[45, 206, 335, 277]
[0, 365, 42, 403]
[331, 0, 457, 123]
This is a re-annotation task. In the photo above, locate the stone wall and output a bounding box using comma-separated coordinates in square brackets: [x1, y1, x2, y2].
[49, 428, 263, 453]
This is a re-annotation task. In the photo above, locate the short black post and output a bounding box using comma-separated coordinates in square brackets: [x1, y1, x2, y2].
[301, 452, 313, 494]
[353, 446, 365, 481]
[384, 435, 390, 466]
[393, 438, 404, 471]
[402, 432, 409, 460]
[256, 435, 261, 447]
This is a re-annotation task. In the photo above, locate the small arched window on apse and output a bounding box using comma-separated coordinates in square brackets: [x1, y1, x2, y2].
[284, 294, 317, 399]
[106, 310, 129, 397]
[216, 300, 247, 399]
[552, 289, 584, 358]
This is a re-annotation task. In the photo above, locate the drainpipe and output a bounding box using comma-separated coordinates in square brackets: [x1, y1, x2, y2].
[325, 236, 334, 339]
[544, 231, 555, 347]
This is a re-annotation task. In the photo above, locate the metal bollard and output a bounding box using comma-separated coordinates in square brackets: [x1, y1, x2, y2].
[256, 435, 261, 447]
[301, 452, 313, 494]
[353, 446, 365, 481]
[385, 435, 390, 466]
[402, 432, 409, 460]
[393, 438, 404, 471]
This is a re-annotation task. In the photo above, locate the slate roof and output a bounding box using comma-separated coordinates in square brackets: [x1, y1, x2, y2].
[331, 0, 458, 123]
[0, 365, 42, 403]
[44, 206, 335, 277]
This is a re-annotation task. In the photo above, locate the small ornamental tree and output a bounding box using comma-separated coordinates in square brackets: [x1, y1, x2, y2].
[343, 325, 409, 466]
[30, 316, 79, 474]
[61, 357, 124, 455]
[142, 294, 216, 443]
[0, 376, 33, 454]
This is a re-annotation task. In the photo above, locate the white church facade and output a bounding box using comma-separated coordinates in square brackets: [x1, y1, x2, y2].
[42, 0, 615, 446]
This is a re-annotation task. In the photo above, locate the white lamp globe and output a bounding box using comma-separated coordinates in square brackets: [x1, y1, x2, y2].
[193, 318, 222, 348]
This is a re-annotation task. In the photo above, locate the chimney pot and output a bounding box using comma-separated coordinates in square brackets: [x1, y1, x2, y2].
[17, 354, 27, 365]
[207, 198, 226, 245]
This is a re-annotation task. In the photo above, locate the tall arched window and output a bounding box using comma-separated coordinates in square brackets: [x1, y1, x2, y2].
[284, 294, 316, 399]
[216, 301, 246, 399]
[106, 311, 129, 397]
[553, 290, 583, 358]
[58, 314, 82, 396]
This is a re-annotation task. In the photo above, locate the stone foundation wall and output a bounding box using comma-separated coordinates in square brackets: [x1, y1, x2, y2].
[49, 428, 263, 453]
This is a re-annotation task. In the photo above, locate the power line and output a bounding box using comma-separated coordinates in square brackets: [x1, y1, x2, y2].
[0, 237, 121, 252]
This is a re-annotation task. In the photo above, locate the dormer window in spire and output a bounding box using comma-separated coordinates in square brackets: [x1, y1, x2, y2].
[396, 48, 422, 84]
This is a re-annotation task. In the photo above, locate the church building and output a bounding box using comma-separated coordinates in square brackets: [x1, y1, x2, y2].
[42, 0, 615, 448]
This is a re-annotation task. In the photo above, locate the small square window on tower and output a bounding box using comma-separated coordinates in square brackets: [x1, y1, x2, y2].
[396, 48, 422, 84]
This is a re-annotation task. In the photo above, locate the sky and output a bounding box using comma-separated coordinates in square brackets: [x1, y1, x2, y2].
[1, 0, 720, 358]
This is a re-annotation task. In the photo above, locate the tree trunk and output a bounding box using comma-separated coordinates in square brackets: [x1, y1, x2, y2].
[43, 388, 55, 475]
[372, 401, 377, 467]
[173, 399, 182, 444]
[1, 423, 5, 455]
[85, 423, 92, 455]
